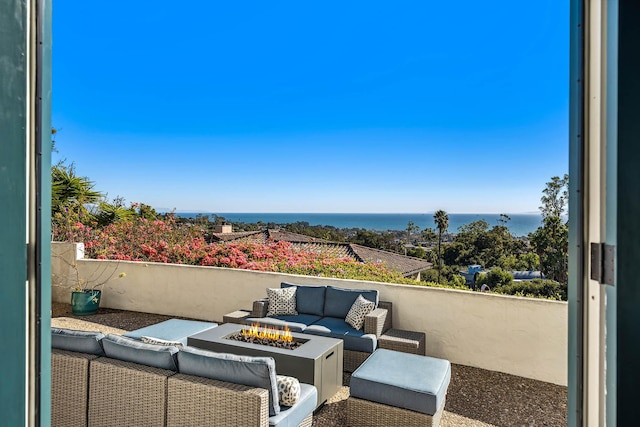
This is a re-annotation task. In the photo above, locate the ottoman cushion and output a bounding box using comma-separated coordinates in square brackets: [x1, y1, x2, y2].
[350, 349, 450, 416]
[124, 319, 217, 345]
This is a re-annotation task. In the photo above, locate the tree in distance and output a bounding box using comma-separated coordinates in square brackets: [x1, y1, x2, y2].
[434, 210, 449, 284]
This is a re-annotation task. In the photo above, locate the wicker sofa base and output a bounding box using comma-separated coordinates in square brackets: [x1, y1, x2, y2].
[52, 349, 98, 427]
[167, 374, 313, 427]
[346, 396, 445, 427]
[344, 350, 371, 373]
[168, 373, 269, 427]
[88, 357, 175, 427]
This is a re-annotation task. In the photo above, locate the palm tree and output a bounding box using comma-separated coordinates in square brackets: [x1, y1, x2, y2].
[433, 210, 449, 283]
[51, 163, 103, 218]
[95, 200, 137, 227]
[405, 221, 420, 254]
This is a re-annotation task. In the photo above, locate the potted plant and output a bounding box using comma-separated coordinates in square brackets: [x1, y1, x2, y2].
[69, 268, 126, 315]
[53, 246, 126, 315]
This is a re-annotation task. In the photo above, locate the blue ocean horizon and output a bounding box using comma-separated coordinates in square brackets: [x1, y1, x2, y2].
[174, 212, 543, 237]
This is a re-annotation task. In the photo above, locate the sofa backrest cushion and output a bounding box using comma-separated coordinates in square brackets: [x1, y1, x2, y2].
[324, 285, 379, 319]
[102, 334, 179, 371]
[178, 346, 280, 416]
[51, 328, 105, 355]
[281, 282, 326, 316]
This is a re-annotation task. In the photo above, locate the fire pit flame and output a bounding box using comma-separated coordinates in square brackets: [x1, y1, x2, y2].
[241, 323, 293, 343]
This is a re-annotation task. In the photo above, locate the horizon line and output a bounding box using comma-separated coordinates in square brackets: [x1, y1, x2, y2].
[156, 210, 543, 215]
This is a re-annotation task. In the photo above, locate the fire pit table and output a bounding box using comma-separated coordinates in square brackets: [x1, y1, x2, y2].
[187, 323, 343, 409]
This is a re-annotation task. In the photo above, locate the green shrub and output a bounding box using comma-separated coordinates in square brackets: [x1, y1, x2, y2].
[492, 279, 567, 301]
[476, 267, 513, 288]
[416, 280, 469, 291]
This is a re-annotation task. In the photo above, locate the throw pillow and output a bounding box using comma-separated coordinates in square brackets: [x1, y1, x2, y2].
[345, 294, 375, 330]
[266, 287, 298, 316]
[141, 336, 184, 348]
[276, 375, 301, 406]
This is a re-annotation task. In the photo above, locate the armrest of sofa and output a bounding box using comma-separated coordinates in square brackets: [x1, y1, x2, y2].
[251, 299, 269, 318]
[364, 301, 393, 337]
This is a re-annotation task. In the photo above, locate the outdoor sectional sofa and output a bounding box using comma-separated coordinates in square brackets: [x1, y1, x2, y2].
[51, 327, 317, 427]
[247, 282, 392, 372]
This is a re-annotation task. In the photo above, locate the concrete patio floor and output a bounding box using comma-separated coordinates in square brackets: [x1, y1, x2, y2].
[52, 302, 567, 427]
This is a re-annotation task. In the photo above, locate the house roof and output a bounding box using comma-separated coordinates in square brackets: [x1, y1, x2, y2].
[207, 229, 432, 277]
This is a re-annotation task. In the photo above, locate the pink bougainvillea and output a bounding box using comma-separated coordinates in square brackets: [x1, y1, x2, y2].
[54, 216, 414, 284]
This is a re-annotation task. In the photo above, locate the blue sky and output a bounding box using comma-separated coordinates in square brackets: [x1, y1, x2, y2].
[53, 1, 569, 214]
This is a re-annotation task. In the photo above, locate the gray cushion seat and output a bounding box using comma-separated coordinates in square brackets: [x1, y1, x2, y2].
[124, 318, 218, 345]
[244, 314, 322, 332]
[268, 383, 317, 427]
[304, 317, 377, 353]
[350, 349, 451, 416]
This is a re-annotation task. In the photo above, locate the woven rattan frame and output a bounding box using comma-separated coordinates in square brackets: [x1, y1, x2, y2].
[344, 350, 371, 372]
[88, 357, 175, 427]
[223, 310, 251, 324]
[167, 373, 269, 427]
[363, 301, 392, 336]
[378, 329, 426, 355]
[252, 299, 269, 317]
[167, 374, 314, 427]
[52, 349, 98, 427]
[346, 396, 445, 427]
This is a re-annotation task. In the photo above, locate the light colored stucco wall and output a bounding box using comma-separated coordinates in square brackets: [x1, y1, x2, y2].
[52, 242, 568, 385]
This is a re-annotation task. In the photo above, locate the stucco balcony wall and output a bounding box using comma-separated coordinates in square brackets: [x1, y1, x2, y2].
[52, 242, 567, 386]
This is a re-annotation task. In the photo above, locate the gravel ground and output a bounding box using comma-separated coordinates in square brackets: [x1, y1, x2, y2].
[52, 303, 567, 426]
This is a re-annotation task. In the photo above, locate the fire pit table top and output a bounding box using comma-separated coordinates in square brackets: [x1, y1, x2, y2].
[187, 322, 341, 360]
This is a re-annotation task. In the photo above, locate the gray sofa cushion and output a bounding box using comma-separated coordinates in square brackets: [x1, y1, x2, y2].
[350, 349, 451, 416]
[304, 317, 377, 353]
[323, 286, 379, 319]
[269, 383, 318, 427]
[102, 334, 179, 371]
[178, 346, 281, 416]
[51, 328, 105, 355]
[244, 314, 322, 333]
[281, 282, 326, 316]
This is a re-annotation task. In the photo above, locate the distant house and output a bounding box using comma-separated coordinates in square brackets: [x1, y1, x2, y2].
[206, 227, 433, 279]
[459, 265, 484, 286]
[511, 271, 545, 281]
[458, 265, 545, 288]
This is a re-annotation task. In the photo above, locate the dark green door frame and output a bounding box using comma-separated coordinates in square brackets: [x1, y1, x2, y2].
[567, 0, 584, 425]
[616, 1, 640, 425]
[0, 0, 52, 425]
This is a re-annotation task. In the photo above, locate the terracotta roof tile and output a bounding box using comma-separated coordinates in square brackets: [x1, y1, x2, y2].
[206, 229, 432, 276]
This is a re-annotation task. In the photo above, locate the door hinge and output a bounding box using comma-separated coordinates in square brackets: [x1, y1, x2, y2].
[590, 243, 615, 286]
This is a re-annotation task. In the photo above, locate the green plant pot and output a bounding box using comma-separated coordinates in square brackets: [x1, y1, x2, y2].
[71, 290, 101, 316]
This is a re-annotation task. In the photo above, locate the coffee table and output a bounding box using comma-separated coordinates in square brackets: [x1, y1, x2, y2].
[188, 323, 343, 409]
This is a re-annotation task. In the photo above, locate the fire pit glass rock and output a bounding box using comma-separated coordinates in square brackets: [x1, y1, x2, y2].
[226, 323, 307, 350]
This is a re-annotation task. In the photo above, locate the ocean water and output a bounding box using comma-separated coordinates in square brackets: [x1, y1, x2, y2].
[176, 212, 543, 237]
